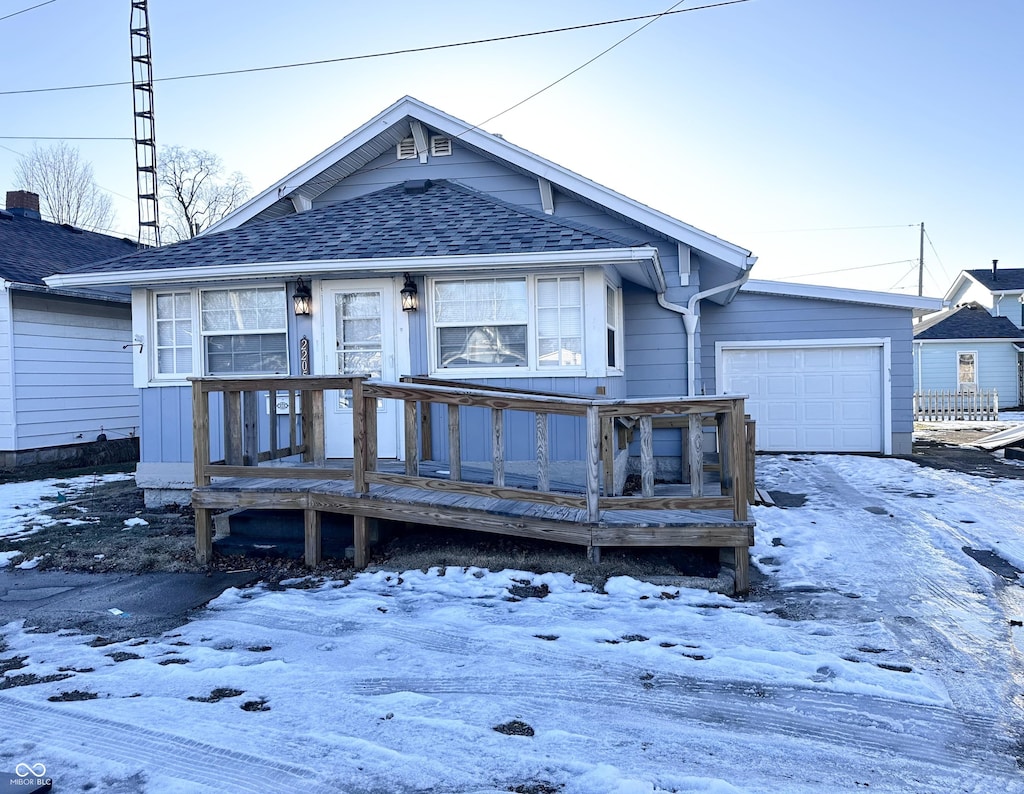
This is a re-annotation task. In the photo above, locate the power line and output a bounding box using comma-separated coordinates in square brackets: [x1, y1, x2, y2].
[477, 0, 690, 128]
[0, 0, 56, 23]
[0, 1, 750, 97]
[773, 259, 916, 280]
[752, 223, 918, 234]
[0, 135, 133, 140]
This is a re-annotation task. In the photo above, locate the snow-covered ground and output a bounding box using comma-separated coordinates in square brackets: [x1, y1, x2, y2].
[1, 454, 1023, 793]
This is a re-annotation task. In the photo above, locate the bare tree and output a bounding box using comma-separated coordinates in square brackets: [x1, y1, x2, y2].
[14, 142, 115, 230]
[159, 146, 250, 241]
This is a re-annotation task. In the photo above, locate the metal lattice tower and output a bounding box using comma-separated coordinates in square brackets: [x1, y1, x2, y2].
[130, 1, 160, 247]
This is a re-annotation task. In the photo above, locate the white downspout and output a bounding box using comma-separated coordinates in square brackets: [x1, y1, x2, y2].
[657, 270, 753, 396]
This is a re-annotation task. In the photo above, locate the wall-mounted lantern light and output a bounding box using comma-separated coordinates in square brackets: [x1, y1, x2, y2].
[400, 273, 419, 312]
[293, 276, 312, 316]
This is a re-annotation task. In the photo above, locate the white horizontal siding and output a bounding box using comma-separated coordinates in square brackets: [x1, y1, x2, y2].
[11, 293, 139, 450]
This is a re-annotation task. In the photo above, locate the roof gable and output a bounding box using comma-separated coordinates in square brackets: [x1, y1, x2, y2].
[0, 212, 138, 285]
[205, 96, 753, 273]
[962, 267, 1024, 292]
[914, 302, 1024, 340]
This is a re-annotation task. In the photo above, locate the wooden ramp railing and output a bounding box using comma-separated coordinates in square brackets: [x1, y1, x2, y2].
[190, 376, 755, 589]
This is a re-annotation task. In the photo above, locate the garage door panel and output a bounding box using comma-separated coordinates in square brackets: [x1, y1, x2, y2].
[721, 344, 883, 453]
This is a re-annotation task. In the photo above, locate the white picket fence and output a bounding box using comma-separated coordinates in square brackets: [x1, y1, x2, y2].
[913, 389, 999, 421]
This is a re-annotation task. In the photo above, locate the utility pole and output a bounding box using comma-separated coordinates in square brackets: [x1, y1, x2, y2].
[917, 222, 924, 297]
[130, 1, 160, 247]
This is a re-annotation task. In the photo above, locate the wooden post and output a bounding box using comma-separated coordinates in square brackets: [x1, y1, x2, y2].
[730, 401, 748, 522]
[585, 405, 601, 524]
[224, 389, 242, 466]
[448, 403, 462, 481]
[364, 393, 378, 472]
[268, 389, 279, 459]
[420, 401, 433, 461]
[352, 379, 368, 493]
[716, 412, 731, 495]
[492, 407, 505, 487]
[688, 412, 704, 498]
[535, 412, 549, 493]
[191, 381, 211, 488]
[601, 416, 614, 496]
[195, 508, 213, 565]
[639, 414, 654, 498]
[288, 389, 298, 455]
[192, 381, 213, 565]
[744, 418, 756, 505]
[733, 547, 749, 594]
[304, 509, 322, 567]
[353, 514, 369, 569]
[405, 399, 419, 476]
[242, 389, 258, 466]
[308, 388, 326, 466]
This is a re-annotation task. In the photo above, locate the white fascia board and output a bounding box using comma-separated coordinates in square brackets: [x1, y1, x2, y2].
[741, 279, 944, 311]
[203, 96, 753, 269]
[44, 247, 662, 289]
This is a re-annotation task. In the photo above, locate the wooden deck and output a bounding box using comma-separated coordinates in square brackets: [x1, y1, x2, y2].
[190, 376, 755, 592]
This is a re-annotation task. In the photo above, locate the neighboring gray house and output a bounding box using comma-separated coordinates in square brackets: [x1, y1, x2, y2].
[0, 190, 141, 469]
[913, 302, 1024, 407]
[46, 97, 939, 503]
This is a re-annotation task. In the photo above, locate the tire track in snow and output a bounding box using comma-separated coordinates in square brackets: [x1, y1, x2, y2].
[0, 692, 337, 793]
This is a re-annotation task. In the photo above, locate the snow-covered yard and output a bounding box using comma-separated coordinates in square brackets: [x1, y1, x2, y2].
[1, 451, 1023, 793]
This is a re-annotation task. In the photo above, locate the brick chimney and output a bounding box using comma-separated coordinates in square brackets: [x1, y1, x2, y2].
[6, 190, 41, 220]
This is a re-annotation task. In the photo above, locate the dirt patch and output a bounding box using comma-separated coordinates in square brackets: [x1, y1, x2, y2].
[1, 476, 202, 574]
[906, 439, 1024, 480]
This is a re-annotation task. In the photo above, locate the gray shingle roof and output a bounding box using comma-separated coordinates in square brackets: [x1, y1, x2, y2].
[66, 179, 649, 276]
[0, 211, 139, 285]
[964, 267, 1024, 291]
[914, 303, 1024, 340]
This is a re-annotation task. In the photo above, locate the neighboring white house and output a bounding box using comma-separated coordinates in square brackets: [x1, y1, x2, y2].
[942, 264, 1024, 329]
[0, 190, 141, 469]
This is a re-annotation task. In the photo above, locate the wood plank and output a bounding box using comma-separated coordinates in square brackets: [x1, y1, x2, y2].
[688, 413, 704, 498]
[205, 464, 353, 481]
[307, 388, 326, 466]
[591, 524, 752, 546]
[536, 413, 549, 493]
[420, 399, 433, 461]
[405, 399, 419, 476]
[224, 390, 242, 466]
[731, 401, 748, 521]
[268, 389, 279, 460]
[195, 507, 213, 564]
[304, 509, 322, 567]
[448, 404, 462, 482]
[363, 381, 592, 414]
[585, 405, 601, 523]
[492, 407, 504, 488]
[353, 514, 369, 569]
[243, 390, 258, 466]
[366, 471, 587, 509]
[192, 381, 211, 488]
[599, 495, 733, 510]
[745, 418, 756, 505]
[639, 415, 654, 498]
[601, 416, 614, 496]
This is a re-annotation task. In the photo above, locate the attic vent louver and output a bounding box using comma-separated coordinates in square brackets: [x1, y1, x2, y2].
[430, 136, 452, 156]
[397, 137, 417, 160]
[403, 180, 432, 195]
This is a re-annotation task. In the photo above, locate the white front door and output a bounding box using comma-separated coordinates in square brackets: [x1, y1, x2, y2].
[321, 279, 403, 459]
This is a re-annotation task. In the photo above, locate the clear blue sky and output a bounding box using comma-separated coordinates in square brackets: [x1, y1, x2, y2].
[2, 0, 1021, 295]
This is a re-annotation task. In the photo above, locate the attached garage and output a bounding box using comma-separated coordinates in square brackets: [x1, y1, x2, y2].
[717, 339, 890, 454]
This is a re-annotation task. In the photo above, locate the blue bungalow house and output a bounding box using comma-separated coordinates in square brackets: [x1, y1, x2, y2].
[46, 97, 939, 506]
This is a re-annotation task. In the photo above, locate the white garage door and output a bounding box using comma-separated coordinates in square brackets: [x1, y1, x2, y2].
[720, 344, 884, 452]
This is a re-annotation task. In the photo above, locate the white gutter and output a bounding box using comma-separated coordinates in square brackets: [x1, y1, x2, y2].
[44, 247, 662, 289]
[657, 270, 753, 396]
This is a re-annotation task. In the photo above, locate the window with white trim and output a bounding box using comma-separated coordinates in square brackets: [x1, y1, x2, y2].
[536, 276, 582, 367]
[605, 283, 622, 369]
[153, 291, 194, 377]
[957, 350, 977, 391]
[200, 286, 288, 375]
[434, 277, 529, 368]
